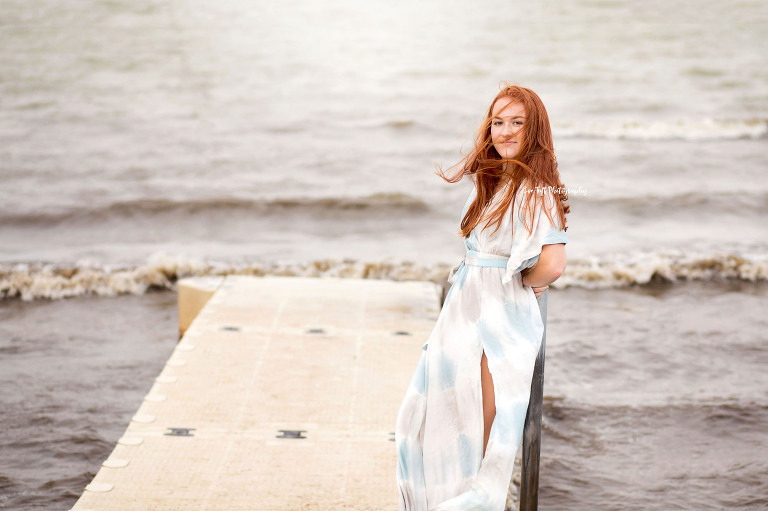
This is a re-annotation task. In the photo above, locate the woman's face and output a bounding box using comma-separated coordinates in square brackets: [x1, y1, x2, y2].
[490, 98, 525, 160]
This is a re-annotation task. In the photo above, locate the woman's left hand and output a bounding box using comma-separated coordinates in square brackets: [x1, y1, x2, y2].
[530, 285, 548, 297]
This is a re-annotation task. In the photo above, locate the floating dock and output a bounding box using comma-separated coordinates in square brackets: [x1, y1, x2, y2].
[71, 275, 440, 510]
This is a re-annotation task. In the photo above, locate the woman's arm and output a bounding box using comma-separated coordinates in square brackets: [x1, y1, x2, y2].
[521, 243, 566, 289]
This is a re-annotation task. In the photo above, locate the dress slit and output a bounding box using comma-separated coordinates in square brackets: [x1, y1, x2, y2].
[480, 348, 496, 460]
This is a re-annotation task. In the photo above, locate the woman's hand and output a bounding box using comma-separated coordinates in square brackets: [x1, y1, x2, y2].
[530, 285, 549, 297]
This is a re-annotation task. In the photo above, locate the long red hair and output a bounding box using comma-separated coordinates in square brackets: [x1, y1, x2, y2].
[437, 84, 569, 238]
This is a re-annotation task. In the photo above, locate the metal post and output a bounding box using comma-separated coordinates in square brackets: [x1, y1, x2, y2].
[519, 289, 548, 511]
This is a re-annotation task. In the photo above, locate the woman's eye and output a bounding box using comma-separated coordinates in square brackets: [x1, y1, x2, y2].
[492, 121, 502, 126]
[513, 121, 523, 126]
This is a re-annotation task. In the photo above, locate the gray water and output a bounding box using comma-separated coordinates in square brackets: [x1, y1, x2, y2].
[1, 0, 767, 509]
[2, 284, 766, 510]
[2, 0, 767, 269]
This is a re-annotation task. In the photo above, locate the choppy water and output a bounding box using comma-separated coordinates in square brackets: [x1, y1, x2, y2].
[1, 0, 767, 509]
[2, 284, 767, 510]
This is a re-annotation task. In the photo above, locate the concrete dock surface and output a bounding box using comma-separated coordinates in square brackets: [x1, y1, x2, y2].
[71, 275, 440, 510]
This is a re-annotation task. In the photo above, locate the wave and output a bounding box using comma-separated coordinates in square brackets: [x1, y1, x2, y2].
[2, 250, 766, 301]
[341, 116, 767, 140]
[556, 251, 768, 289]
[554, 118, 768, 141]
[1, 193, 432, 226]
[323, 117, 767, 141]
[7, 190, 765, 228]
[575, 190, 768, 215]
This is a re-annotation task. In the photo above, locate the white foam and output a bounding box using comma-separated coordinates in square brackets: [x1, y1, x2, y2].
[555, 118, 768, 141]
[556, 250, 768, 289]
[1, 250, 766, 301]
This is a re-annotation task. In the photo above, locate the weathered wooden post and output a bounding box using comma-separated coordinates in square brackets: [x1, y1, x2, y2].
[519, 289, 548, 511]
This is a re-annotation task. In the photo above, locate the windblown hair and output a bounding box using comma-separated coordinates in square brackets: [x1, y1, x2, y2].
[436, 83, 570, 238]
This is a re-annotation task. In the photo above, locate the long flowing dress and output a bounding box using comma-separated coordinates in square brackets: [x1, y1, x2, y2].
[395, 179, 568, 511]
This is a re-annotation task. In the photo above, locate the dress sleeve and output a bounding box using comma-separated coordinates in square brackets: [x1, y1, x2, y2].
[501, 186, 567, 284]
[460, 184, 477, 220]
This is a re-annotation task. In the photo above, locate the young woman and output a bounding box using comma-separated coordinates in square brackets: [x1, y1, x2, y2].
[395, 84, 569, 511]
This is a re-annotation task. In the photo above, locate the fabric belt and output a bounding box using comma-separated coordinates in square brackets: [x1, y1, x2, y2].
[463, 249, 509, 268]
[448, 250, 509, 284]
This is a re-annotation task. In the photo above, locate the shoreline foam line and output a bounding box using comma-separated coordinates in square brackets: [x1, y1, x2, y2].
[2, 251, 767, 301]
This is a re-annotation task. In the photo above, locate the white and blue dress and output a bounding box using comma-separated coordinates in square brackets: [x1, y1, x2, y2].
[395, 180, 568, 511]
